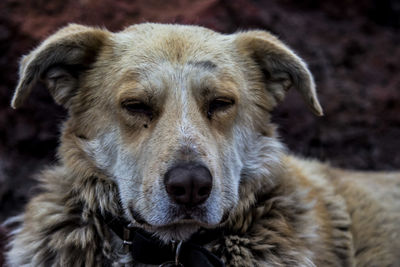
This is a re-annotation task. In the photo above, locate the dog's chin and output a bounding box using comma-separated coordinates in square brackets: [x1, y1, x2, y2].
[127, 204, 232, 242]
[132, 212, 232, 243]
[147, 221, 202, 243]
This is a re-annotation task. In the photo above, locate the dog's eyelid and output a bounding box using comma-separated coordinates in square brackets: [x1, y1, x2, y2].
[212, 97, 235, 107]
[121, 99, 153, 118]
[121, 99, 144, 105]
[207, 97, 235, 119]
[214, 96, 235, 103]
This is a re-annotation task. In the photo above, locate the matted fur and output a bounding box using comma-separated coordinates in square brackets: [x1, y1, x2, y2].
[5, 23, 400, 266]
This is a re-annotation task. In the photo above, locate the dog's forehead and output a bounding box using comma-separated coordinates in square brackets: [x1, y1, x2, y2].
[114, 60, 239, 104]
[112, 23, 233, 65]
[108, 24, 240, 97]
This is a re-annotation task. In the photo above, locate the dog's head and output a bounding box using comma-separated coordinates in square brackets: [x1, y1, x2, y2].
[12, 23, 322, 241]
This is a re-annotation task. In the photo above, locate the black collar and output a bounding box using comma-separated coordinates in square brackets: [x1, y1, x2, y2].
[102, 213, 225, 267]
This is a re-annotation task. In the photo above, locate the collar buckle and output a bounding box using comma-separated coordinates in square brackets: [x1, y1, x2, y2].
[122, 223, 134, 253]
[159, 240, 184, 267]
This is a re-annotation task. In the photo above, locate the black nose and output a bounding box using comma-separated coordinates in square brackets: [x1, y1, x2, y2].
[164, 163, 212, 206]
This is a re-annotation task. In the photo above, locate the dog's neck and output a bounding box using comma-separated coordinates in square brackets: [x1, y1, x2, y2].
[101, 213, 225, 266]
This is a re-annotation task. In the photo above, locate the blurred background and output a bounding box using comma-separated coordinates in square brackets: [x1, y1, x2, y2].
[0, 0, 399, 223]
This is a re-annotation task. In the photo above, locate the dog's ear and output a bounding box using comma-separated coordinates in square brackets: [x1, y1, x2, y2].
[11, 24, 109, 109]
[235, 30, 323, 116]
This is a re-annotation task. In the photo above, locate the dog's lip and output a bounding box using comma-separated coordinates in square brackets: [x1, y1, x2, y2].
[131, 212, 218, 229]
[130, 204, 229, 228]
[130, 208, 205, 227]
[150, 218, 213, 230]
[220, 210, 231, 224]
[129, 208, 150, 226]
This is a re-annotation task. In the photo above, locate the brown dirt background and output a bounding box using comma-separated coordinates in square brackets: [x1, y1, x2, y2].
[0, 0, 399, 226]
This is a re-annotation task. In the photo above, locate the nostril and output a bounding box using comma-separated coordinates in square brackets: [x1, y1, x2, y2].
[170, 186, 185, 197]
[198, 186, 211, 197]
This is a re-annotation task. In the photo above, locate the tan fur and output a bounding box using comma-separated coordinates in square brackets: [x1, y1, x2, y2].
[6, 23, 400, 266]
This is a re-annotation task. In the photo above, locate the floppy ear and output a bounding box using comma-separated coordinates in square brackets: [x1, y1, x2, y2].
[11, 24, 109, 109]
[235, 30, 323, 116]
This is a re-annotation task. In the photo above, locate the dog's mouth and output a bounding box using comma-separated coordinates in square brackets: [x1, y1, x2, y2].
[127, 205, 232, 242]
[129, 206, 231, 229]
[130, 207, 209, 227]
[131, 209, 148, 225]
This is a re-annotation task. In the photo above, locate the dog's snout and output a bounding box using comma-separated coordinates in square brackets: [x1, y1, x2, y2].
[164, 163, 212, 206]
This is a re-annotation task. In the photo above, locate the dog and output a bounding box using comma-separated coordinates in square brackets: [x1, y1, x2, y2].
[5, 23, 400, 266]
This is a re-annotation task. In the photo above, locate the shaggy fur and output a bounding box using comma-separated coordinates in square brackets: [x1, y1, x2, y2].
[5, 23, 400, 266]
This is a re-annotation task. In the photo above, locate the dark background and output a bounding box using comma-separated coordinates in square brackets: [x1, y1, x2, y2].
[0, 0, 399, 222]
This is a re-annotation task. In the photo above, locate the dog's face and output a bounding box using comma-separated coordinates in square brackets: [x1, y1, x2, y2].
[11, 23, 322, 241]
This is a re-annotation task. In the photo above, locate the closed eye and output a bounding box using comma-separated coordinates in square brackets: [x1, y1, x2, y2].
[207, 97, 235, 118]
[121, 100, 153, 119]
